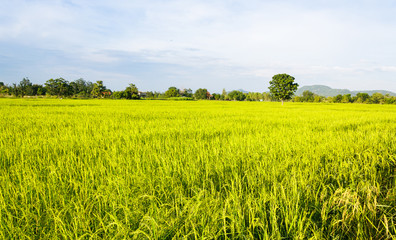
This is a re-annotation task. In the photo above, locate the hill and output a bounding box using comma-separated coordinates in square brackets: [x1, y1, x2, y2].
[236, 89, 249, 93]
[296, 85, 396, 97]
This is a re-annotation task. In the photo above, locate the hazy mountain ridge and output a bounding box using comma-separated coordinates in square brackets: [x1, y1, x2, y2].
[296, 85, 396, 97]
[236, 89, 249, 93]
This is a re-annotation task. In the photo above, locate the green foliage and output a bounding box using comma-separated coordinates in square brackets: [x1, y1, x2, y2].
[221, 88, 228, 100]
[0, 99, 395, 239]
[69, 78, 93, 97]
[314, 95, 322, 102]
[269, 74, 299, 103]
[246, 92, 263, 101]
[371, 92, 384, 104]
[145, 91, 155, 99]
[45, 78, 71, 97]
[228, 90, 246, 101]
[111, 91, 124, 99]
[212, 93, 221, 100]
[333, 94, 343, 103]
[0, 83, 9, 95]
[295, 90, 316, 102]
[262, 92, 272, 101]
[355, 93, 370, 103]
[194, 88, 208, 100]
[165, 87, 180, 98]
[18, 78, 33, 97]
[180, 88, 193, 97]
[124, 83, 140, 99]
[342, 94, 352, 103]
[384, 94, 396, 104]
[302, 90, 315, 102]
[2, 78, 395, 105]
[91, 81, 107, 98]
[30, 84, 43, 96]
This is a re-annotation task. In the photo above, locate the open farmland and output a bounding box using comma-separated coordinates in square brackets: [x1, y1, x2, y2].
[0, 99, 395, 239]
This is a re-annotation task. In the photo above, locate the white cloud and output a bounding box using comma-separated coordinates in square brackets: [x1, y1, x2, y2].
[378, 66, 396, 72]
[0, 0, 396, 92]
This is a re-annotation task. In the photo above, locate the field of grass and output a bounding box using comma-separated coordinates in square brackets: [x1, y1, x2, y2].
[0, 98, 395, 239]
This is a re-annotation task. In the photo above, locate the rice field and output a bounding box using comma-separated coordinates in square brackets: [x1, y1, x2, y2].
[0, 98, 395, 239]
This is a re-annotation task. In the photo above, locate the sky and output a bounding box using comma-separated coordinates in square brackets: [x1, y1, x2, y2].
[1, 0, 396, 93]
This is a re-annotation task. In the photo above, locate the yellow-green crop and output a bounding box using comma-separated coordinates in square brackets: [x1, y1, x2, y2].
[0, 98, 395, 239]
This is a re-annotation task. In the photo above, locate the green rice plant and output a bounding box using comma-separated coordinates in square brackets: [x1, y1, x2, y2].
[0, 99, 395, 239]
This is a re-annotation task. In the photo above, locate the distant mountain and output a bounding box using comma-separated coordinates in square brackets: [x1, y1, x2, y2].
[226, 89, 250, 94]
[236, 89, 249, 94]
[295, 85, 396, 97]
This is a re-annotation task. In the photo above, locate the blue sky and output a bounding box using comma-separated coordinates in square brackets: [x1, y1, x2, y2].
[1, 0, 396, 92]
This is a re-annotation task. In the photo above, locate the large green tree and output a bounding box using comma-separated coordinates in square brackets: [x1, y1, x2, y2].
[91, 81, 106, 98]
[18, 78, 33, 97]
[45, 78, 71, 97]
[124, 83, 140, 99]
[371, 93, 384, 104]
[268, 74, 299, 104]
[194, 88, 208, 100]
[165, 87, 180, 98]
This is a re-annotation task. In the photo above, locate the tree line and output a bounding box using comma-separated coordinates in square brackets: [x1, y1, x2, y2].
[0, 77, 395, 104]
[294, 90, 396, 104]
[0, 77, 272, 101]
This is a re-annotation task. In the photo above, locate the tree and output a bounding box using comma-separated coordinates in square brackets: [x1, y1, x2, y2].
[293, 96, 302, 102]
[333, 94, 343, 103]
[194, 88, 208, 100]
[111, 91, 124, 99]
[146, 91, 154, 99]
[371, 93, 384, 104]
[228, 90, 246, 101]
[302, 90, 315, 102]
[70, 78, 93, 97]
[18, 77, 33, 97]
[180, 88, 193, 97]
[91, 81, 106, 98]
[254, 92, 264, 101]
[246, 92, 262, 101]
[384, 94, 396, 104]
[262, 92, 272, 101]
[112, 91, 125, 99]
[31, 84, 44, 96]
[165, 87, 180, 98]
[124, 83, 140, 99]
[45, 78, 71, 97]
[341, 94, 352, 103]
[268, 74, 299, 104]
[36, 85, 46, 96]
[221, 88, 228, 100]
[313, 95, 322, 102]
[11, 83, 21, 97]
[354, 93, 370, 103]
[0, 82, 9, 95]
[212, 93, 221, 100]
[102, 89, 112, 98]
